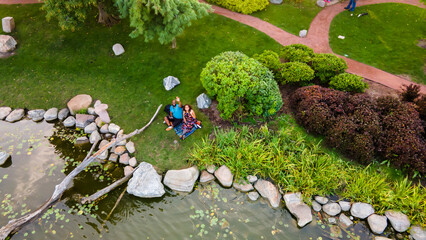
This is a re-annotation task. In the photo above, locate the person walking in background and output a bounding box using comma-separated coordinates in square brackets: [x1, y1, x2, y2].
[344, 0, 357, 11]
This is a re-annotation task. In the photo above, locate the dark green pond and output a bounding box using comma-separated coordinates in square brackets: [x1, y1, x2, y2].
[0, 120, 375, 239]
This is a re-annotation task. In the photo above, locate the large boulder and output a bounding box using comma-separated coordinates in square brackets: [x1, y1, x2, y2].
[5, 109, 24, 122]
[127, 162, 165, 198]
[163, 166, 199, 192]
[112, 43, 125, 56]
[75, 114, 95, 128]
[323, 202, 341, 216]
[63, 116, 76, 127]
[255, 179, 282, 208]
[199, 170, 215, 183]
[411, 225, 426, 240]
[351, 202, 374, 219]
[385, 210, 410, 232]
[283, 192, 312, 227]
[196, 93, 212, 109]
[0, 35, 17, 53]
[163, 76, 180, 91]
[0, 151, 11, 166]
[0, 107, 12, 120]
[367, 214, 388, 235]
[2, 17, 15, 33]
[214, 165, 233, 187]
[28, 109, 45, 122]
[44, 108, 58, 121]
[58, 108, 69, 121]
[67, 94, 92, 115]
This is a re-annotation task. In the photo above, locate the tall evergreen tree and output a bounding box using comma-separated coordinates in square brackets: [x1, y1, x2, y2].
[115, 0, 210, 47]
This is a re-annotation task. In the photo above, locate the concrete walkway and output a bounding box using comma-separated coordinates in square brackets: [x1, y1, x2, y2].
[1, 0, 425, 93]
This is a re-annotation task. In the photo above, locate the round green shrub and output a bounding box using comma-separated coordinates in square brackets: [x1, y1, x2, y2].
[329, 73, 369, 93]
[311, 53, 348, 83]
[200, 51, 283, 120]
[253, 50, 281, 74]
[207, 0, 269, 14]
[279, 44, 314, 63]
[279, 62, 314, 85]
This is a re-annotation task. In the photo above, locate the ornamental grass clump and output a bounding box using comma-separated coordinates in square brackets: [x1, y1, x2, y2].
[200, 51, 283, 120]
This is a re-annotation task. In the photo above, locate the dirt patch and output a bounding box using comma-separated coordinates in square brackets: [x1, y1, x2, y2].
[199, 100, 232, 129]
[364, 79, 399, 99]
[417, 39, 426, 49]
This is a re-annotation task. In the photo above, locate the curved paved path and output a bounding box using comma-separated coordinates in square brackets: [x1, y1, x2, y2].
[1, 0, 425, 93]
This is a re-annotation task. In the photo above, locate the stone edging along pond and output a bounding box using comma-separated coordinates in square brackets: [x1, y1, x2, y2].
[0, 94, 424, 240]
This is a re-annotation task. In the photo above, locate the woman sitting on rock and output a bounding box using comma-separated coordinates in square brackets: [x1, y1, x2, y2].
[180, 104, 197, 140]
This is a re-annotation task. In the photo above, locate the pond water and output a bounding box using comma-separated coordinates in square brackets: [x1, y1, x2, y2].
[0, 120, 376, 240]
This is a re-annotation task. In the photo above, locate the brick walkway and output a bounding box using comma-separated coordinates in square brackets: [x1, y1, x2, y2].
[1, 0, 425, 93]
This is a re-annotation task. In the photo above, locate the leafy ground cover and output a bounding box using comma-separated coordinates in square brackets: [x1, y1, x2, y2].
[0, 4, 281, 170]
[251, 0, 321, 35]
[190, 115, 426, 226]
[329, 3, 426, 84]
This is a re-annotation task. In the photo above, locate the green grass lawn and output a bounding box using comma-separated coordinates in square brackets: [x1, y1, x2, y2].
[251, 0, 322, 35]
[329, 3, 426, 84]
[0, 4, 281, 171]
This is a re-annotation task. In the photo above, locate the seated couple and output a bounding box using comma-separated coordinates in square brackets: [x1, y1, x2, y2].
[164, 97, 200, 139]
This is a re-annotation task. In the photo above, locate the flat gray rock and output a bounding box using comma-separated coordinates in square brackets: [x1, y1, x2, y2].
[89, 130, 101, 144]
[28, 109, 45, 122]
[126, 141, 135, 154]
[255, 179, 282, 208]
[129, 157, 137, 167]
[84, 122, 97, 134]
[87, 107, 96, 115]
[2, 17, 15, 33]
[199, 170, 215, 183]
[312, 200, 322, 212]
[0, 35, 17, 53]
[127, 162, 165, 198]
[119, 153, 130, 165]
[214, 165, 233, 187]
[385, 210, 410, 233]
[339, 201, 351, 211]
[114, 146, 126, 155]
[75, 114, 95, 128]
[351, 202, 374, 219]
[163, 76, 180, 91]
[317, 0, 325, 7]
[100, 124, 109, 134]
[44, 108, 58, 121]
[196, 93, 212, 109]
[248, 191, 259, 201]
[206, 165, 216, 174]
[284, 192, 312, 227]
[97, 140, 109, 160]
[124, 166, 134, 177]
[339, 213, 353, 228]
[112, 43, 125, 56]
[411, 225, 426, 240]
[97, 109, 111, 124]
[367, 214, 388, 235]
[109, 153, 118, 162]
[108, 123, 120, 134]
[5, 109, 24, 122]
[247, 175, 258, 183]
[0, 151, 11, 166]
[58, 108, 69, 121]
[314, 196, 329, 205]
[328, 217, 337, 225]
[63, 116, 76, 127]
[233, 180, 254, 192]
[67, 94, 92, 115]
[323, 202, 341, 216]
[75, 136, 89, 145]
[269, 0, 283, 4]
[374, 237, 392, 240]
[0, 107, 12, 120]
[164, 166, 199, 192]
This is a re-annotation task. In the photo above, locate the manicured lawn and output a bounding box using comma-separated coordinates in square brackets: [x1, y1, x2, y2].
[0, 4, 281, 171]
[330, 3, 426, 84]
[251, 0, 322, 35]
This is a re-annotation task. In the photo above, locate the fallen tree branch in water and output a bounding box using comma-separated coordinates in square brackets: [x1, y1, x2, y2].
[0, 104, 162, 240]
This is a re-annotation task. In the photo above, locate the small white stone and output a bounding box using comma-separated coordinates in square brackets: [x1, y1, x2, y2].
[112, 43, 125, 56]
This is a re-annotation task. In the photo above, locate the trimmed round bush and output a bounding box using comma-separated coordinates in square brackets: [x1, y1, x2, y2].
[279, 44, 314, 63]
[329, 73, 369, 93]
[253, 50, 281, 74]
[207, 0, 269, 14]
[200, 51, 283, 120]
[311, 53, 348, 83]
[279, 62, 314, 85]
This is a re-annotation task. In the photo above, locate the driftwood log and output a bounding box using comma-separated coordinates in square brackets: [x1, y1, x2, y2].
[0, 104, 162, 240]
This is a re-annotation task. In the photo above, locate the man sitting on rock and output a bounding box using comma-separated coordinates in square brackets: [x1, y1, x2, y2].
[164, 96, 183, 131]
